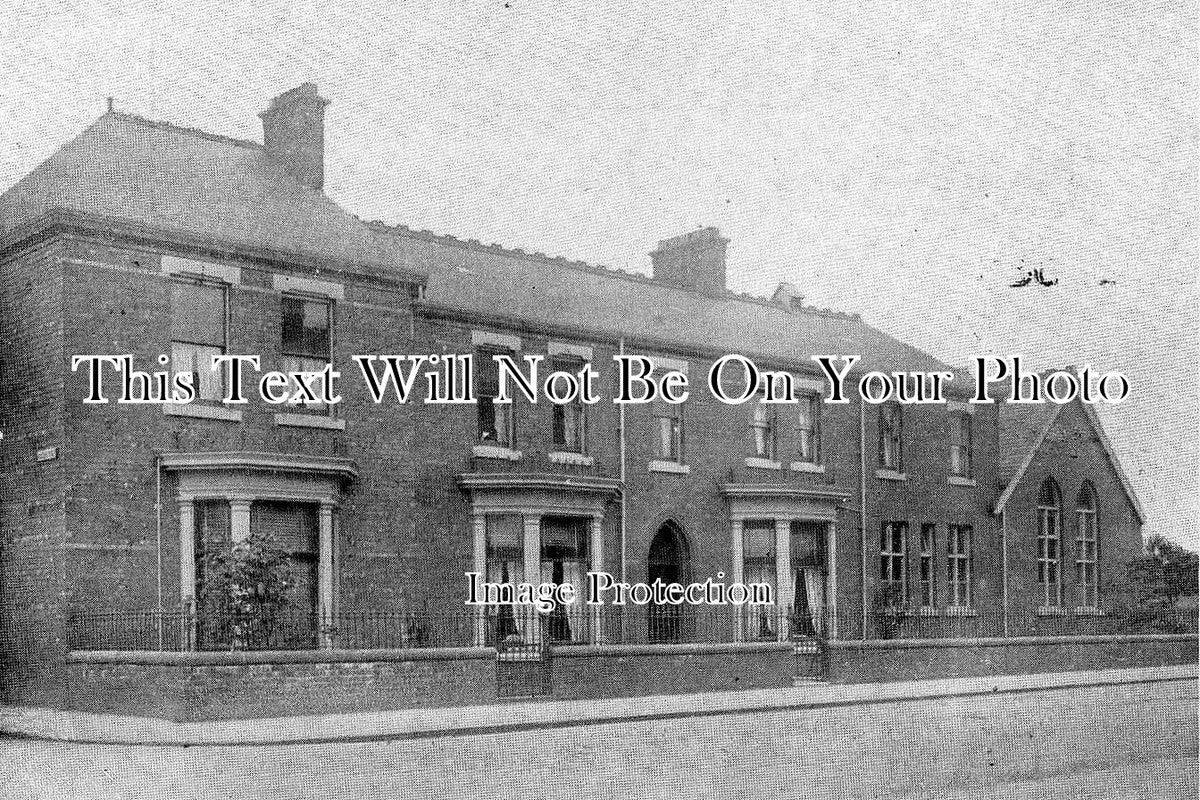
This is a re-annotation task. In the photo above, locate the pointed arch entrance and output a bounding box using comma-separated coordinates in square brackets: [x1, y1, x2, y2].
[647, 520, 690, 642]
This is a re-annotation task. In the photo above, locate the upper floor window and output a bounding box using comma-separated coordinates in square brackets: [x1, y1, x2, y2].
[879, 405, 903, 471]
[1037, 477, 1063, 607]
[477, 348, 514, 447]
[950, 412, 972, 477]
[281, 295, 332, 409]
[171, 279, 227, 402]
[653, 400, 683, 462]
[796, 395, 821, 464]
[947, 525, 973, 607]
[918, 523, 936, 608]
[1076, 482, 1099, 607]
[750, 404, 776, 460]
[879, 521, 908, 602]
[551, 357, 586, 453]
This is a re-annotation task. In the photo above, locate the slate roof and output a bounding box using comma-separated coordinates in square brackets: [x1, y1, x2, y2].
[0, 109, 950, 375]
[997, 401, 1059, 485]
[995, 400, 1145, 523]
[0, 113, 421, 278]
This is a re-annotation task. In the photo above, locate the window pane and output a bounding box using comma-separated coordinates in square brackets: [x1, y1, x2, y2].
[172, 342, 223, 401]
[743, 523, 774, 559]
[281, 296, 330, 359]
[171, 282, 225, 346]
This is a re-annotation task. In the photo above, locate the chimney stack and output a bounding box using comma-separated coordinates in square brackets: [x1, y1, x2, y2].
[650, 227, 729, 293]
[260, 83, 330, 190]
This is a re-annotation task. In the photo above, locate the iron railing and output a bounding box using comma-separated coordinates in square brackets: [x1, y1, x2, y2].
[65, 603, 1197, 653]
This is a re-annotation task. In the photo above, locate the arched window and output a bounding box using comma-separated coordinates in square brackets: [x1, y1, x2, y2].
[1037, 478, 1063, 608]
[1076, 482, 1099, 607]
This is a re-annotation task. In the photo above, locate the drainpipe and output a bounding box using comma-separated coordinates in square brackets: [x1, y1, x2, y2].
[618, 337, 628, 642]
[1001, 509, 1009, 637]
[155, 454, 164, 651]
[859, 397, 868, 641]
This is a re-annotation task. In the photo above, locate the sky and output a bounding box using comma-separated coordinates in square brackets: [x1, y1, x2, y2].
[1, 1, 1196, 547]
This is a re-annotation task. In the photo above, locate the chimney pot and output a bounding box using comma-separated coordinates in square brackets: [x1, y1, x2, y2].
[260, 83, 330, 190]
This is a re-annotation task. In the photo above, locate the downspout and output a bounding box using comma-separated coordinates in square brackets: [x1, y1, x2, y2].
[1001, 509, 1009, 637]
[618, 337, 628, 643]
[859, 397, 868, 640]
[155, 454, 164, 651]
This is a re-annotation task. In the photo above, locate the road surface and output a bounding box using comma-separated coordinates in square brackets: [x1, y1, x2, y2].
[0, 679, 1195, 799]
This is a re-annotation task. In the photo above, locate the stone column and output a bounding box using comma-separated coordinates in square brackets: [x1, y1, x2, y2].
[775, 518, 793, 642]
[590, 514, 604, 644]
[177, 498, 196, 651]
[318, 502, 335, 649]
[229, 498, 252, 544]
[472, 512, 487, 647]
[731, 517, 744, 642]
[522, 513, 541, 643]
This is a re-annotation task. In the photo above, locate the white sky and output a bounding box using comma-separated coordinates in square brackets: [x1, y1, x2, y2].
[2, 0, 1196, 547]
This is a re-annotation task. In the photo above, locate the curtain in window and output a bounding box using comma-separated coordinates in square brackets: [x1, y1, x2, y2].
[798, 567, 825, 636]
[486, 514, 525, 641]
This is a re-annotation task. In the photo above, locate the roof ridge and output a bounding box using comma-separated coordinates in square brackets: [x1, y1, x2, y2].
[105, 111, 263, 150]
[361, 217, 861, 321]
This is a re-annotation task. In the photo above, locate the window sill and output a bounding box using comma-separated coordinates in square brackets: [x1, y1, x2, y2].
[549, 451, 594, 467]
[944, 606, 977, 617]
[875, 469, 907, 482]
[648, 460, 690, 475]
[163, 404, 243, 422]
[1036, 606, 1068, 617]
[917, 607, 940, 617]
[274, 413, 345, 430]
[790, 461, 825, 474]
[744, 457, 781, 470]
[1073, 606, 1106, 616]
[947, 476, 977, 487]
[473, 444, 523, 461]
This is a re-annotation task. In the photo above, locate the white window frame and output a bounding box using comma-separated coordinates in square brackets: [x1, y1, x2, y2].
[1037, 479, 1063, 608]
[880, 521, 907, 603]
[1075, 484, 1099, 608]
[947, 525, 972, 608]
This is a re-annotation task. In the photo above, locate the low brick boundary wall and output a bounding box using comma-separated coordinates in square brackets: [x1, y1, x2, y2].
[550, 641, 795, 700]
[61, 634, 1197, 721]
[826, 634, 1198, 684]
[66, 648, 497, 722]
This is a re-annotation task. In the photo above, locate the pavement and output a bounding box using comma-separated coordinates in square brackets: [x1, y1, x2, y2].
[0, 663, 1194, 746]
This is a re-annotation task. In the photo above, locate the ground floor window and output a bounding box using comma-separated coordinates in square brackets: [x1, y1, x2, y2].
[743, 520, 777, 639]
[790, 521, 826, 636]
[485, 513, 525, 644]
[946, 525, 972, 608]
[919, 524, 936, 608]
[879, 522, 908, 605]
[193, 499, 319, 649]
[540, 516, 590, 642]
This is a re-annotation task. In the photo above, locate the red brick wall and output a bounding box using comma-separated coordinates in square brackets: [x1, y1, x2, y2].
[1001, 401, 1144, 631]
[0, 238, 69, 706]
[827, 634, 1196, 684]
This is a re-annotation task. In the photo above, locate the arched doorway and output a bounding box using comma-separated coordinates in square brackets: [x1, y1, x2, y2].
[647, 520, 690, 643]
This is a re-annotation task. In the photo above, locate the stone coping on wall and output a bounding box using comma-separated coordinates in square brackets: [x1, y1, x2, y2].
[829, 633, 1198, 651]
[552, 641, 793, 659]
[66, 634, 1194, 666]
[66, 647, 497, 666]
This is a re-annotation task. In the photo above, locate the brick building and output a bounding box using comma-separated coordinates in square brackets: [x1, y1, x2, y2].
[0, 85, 1165, 716]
